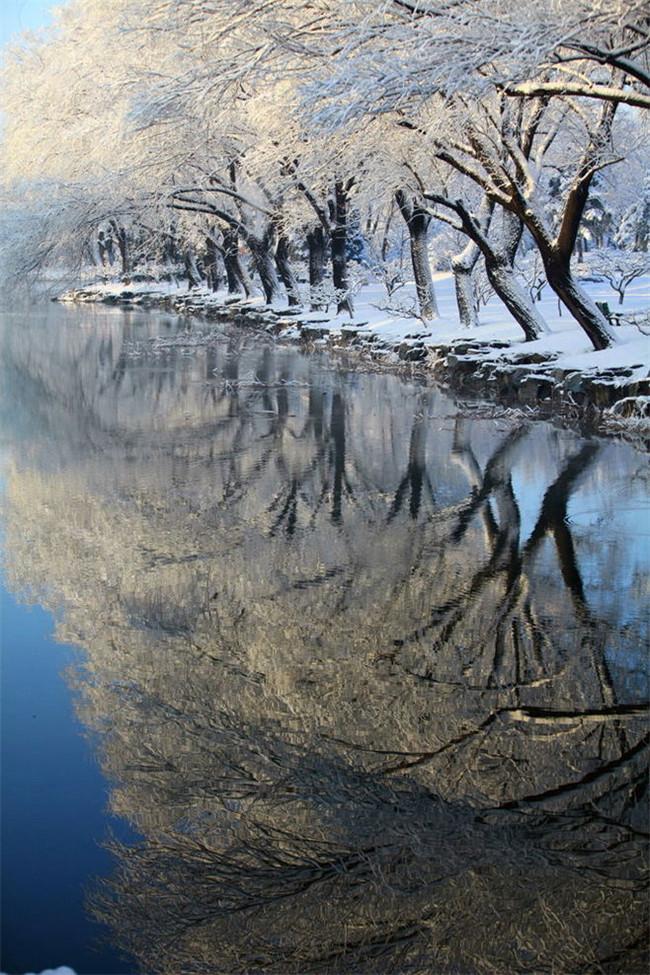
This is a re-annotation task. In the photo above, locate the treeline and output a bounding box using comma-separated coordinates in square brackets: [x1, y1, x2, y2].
[1, 0, 649, 348]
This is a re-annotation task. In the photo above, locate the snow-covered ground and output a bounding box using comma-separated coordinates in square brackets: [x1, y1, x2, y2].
[288, 272, 649, 379]
[66, 270, 650, 362]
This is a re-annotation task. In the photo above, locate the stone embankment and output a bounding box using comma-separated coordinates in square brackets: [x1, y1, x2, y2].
[58, 285, 650, 435]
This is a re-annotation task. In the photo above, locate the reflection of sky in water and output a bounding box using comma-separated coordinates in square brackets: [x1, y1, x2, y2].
[569, 449, 649, 616]
[0, 579, 135, 974]
[514, 442, 649, 697]
[510, 471, 548, 546]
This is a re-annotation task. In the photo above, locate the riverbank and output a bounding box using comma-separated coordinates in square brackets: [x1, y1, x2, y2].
[57, 273, 650, 437]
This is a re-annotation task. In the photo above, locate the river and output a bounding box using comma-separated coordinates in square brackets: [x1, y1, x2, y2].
[1, 301, 648, 975]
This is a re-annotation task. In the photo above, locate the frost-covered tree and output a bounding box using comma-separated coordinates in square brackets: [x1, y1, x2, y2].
[301, 0, 650, 119]
[292, 3, 640, 346]
[615, 172, 650, 252]
[578, 248, 650, 305]
[0, 0, 169, 283]
[1, 0, 648, 337]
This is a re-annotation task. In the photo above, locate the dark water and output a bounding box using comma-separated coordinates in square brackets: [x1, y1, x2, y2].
[0, 302, 648, 975]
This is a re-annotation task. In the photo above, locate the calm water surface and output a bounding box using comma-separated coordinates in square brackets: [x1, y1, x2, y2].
[1, 302, 648, 974]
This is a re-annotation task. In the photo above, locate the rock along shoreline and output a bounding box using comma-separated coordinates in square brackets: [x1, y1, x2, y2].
[57, 284, 650, 444]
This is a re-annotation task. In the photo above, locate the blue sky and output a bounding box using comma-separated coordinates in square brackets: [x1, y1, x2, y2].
[1, 0, 55, 48]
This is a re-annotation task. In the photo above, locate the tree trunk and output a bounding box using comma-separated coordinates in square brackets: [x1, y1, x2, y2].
[408, 210, 438, 319]
[522, 104, 616, 349]
[501, 209, 524, 267]
[118, 230, 128, 275]
[450, 196, 494, 328]
[184, 249, 203, 289]
[205, 235, 222, 293]
[162, 223, 179, 265]
[109, 220, 129, 276]
[97, 231, 110, 267]
[434, 196, 546, 341]
[222, 229, 250, 296]
[395, 190, 438, 320]
[249, 235, 280, 305]
[83, 239, 98, 267]
[452, 237, 483, 329]
[332, 181, 353, 316]
[484, 254, 547, 342]
[275, 235, 301, 307]
[452, 262, 478, 329]
[543, 255, 613, 350]
[307, 225, 328, 311]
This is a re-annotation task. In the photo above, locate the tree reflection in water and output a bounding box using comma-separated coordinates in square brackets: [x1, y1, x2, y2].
[1, 305, 648, 974]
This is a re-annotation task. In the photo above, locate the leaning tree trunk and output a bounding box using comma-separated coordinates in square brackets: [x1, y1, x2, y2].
[519, 103, 616, 350]
[452, 238, 484, 329]
[222, 229, 251, 296]
[275, 235, 301, 307]
[543, 254, 614, 350]
[451, 196, 495, 328]
[306, 225, 328, 311]
[395, 190, 438, 320]
[501, 209, 524, 267]
[484, 254, 547, 342]
[447, 198, 547, 341]
[248, 232, 280, 305]
[332, 181, 353, 317]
